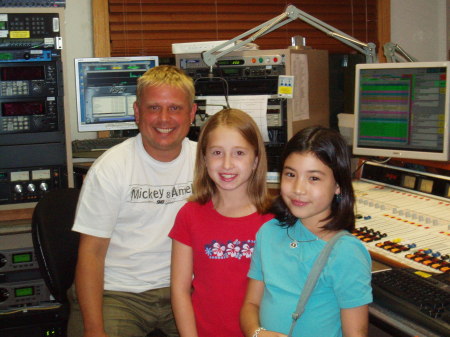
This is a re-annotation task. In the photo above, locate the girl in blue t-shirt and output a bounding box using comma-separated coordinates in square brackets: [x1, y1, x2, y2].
[241, 126, 372, 337]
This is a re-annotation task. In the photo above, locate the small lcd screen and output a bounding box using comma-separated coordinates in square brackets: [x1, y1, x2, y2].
[2, 102, 45, 116]
[15, 286, 34, 297]
[221, 67, 241, 75]
[217, 59, 245, 66]
[13, 252, 32, 264]
[1, 66, 44, 81]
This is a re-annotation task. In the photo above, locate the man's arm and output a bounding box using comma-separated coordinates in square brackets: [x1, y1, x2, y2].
[75, 233, 110, 337]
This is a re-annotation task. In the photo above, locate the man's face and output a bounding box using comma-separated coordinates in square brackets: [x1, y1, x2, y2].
[134, 84, 196, 162]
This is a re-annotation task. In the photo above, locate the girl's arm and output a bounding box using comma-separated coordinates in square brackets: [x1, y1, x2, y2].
[341, 305, 369, 337]
[240, 279, 287, 337]
[170, 239, 199, 337]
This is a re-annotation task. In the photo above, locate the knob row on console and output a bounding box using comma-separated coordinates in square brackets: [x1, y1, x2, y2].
[14, 182, 48, 193]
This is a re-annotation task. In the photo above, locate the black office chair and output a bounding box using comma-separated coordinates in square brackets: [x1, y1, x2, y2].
[32, 188, 167, 337]
[32, 188, 81, 304]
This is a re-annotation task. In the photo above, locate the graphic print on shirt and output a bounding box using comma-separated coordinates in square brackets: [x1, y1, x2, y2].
[128, 182, 193, 204]
[205, 239, 256, 260]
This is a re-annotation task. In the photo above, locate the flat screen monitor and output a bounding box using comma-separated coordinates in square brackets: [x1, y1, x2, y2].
[75, 56, 159, 132]
[353, 61, 449, 161]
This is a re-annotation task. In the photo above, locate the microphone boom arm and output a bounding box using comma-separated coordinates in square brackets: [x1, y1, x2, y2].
[383, 42, 417, 62]
[202, 4, 378, 67]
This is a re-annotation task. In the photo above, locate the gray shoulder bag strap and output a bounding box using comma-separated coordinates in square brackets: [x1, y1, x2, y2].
[287, 230, 350, 337]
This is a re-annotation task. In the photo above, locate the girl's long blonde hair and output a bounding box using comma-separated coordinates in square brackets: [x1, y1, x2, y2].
[190, 108, 272, 214]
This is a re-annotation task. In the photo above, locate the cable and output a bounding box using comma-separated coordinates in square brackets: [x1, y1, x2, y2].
[352, 157, 392, 179]
[198, 52, 231, 109]
[194, 76, 230, 109]
[0, 303, 62, 315]
[372, 157, 392, 164]
[215, 62, 231, 108]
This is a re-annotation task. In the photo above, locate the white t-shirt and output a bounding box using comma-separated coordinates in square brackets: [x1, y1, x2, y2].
[72, 135, 197, 292]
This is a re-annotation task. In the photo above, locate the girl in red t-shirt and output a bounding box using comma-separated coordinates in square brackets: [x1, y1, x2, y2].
[170, 108, 273, 337]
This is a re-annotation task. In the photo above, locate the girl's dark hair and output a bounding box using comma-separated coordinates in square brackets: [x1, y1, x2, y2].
[271, 126, 355, 231]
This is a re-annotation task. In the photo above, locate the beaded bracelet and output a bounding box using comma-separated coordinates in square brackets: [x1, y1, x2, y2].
[252, 327, 266, 337]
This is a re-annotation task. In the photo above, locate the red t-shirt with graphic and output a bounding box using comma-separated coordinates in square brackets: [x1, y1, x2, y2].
[169, 200, 273, 337]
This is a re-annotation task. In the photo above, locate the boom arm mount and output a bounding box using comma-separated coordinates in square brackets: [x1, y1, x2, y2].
[383, 42, 417, 63]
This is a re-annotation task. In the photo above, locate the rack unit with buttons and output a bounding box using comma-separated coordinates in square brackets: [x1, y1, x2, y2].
[0, 11, 67, 205]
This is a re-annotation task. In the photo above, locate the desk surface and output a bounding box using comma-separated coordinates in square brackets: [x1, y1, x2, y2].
[0, 218, 31, 234]
[73, 151, 105, 159]
[0, 205, 34, 222]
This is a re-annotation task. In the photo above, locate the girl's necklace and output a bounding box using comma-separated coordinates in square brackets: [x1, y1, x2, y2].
[286, 227, 318, 248]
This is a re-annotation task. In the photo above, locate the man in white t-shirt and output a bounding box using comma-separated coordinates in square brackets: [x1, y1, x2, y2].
[67, 65, 197, 337]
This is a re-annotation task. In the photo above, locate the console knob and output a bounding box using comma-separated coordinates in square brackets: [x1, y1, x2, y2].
[0, 288, 9, 303]
[39, 182, 48, 191]
[14, 184, 23, 193]
[32, 82, 43, 94]
[0, 254, 6, 268]
[27, 183, 36, 192]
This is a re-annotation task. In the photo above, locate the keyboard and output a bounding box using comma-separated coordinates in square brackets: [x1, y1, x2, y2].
[372, 268, 450, 336]
[72, 137, 128, 153]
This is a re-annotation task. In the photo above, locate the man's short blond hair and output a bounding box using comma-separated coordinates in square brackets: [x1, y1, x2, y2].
[135, 65, 195, 105]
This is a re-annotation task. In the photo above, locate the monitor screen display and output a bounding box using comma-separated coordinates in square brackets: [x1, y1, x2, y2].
[75, 56, 159, 132]
[353, 61, 449, 161]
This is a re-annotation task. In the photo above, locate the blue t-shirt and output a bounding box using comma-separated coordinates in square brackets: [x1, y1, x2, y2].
[248, 218, 372, 337]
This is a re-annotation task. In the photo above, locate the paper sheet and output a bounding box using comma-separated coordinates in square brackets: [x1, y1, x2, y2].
[203, 95, 270, 141]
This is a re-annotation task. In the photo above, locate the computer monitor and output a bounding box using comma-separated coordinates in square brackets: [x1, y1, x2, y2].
[75, 56, 159, 132]
[353, 61, 450, 161]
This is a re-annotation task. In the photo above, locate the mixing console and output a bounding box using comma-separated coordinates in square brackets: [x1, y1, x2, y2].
[352, 162, 450, 273]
